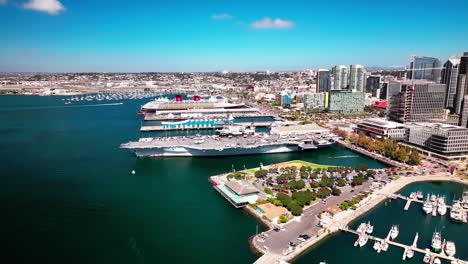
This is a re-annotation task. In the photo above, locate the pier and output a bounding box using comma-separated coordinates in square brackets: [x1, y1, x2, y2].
[140, 122, 273, 131]
[388, 194, 452, 209]
[341, 226, 467, 263]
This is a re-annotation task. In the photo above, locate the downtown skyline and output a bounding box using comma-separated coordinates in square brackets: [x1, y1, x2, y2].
[1, 0, 468, 72]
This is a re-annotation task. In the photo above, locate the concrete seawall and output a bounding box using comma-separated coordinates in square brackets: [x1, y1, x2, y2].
[336, 140, 408, 168]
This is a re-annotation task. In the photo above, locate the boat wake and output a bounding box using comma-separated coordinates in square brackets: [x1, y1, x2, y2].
[329, 155, 360, 159]
[0, 102, 124, 111]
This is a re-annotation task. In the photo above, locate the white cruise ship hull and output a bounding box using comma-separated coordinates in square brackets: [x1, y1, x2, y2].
[132, 144, 303, 157]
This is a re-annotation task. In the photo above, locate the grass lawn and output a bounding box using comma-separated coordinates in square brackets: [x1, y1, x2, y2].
[241, 160, 334, 175]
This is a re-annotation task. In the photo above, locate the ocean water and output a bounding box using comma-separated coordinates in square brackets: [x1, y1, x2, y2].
[3, 95, 453, 264]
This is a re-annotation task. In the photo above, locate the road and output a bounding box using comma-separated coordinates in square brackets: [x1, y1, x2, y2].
[254, 181, 372, 254]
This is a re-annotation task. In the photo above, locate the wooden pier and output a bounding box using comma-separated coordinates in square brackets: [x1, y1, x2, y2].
[341, 227, 467, 263]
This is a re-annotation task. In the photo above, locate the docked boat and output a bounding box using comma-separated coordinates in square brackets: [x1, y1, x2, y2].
[373, 240, 381, 251]
[358, 235, 369, 247]
[430, 194, 437, 202]
[462, 190, 468, 210]
[357, 223, 367, 233]
[445, 241, 456, 257]
[390, 225, 399, 240]
[366, 222, 373, 234]
[416, 191, 424, 200]
[437, 196, 447, 216]
[450, 200, 464, 222]
[381, 242, 389, 251]
[423, 195, 433, 214]
[406, 248, 414, 259]
[434, 258, 441, 264]
[410, 192, 417, 199]
[423, 253, 430, 263]
[431, 231, 442, 253]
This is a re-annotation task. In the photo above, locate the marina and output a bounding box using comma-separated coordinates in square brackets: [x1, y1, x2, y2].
[342, 224, 467, 264]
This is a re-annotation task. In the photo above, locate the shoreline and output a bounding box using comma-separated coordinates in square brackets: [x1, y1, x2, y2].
[253, 174, 468, 263]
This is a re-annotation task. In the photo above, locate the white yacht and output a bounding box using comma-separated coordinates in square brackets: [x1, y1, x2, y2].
[373, 240, 381, 251]
[437, 196, 447, 216]
[390, 225, 399, 240]
[416, 191, 424, 200]
[450, 200, 463, 222]
[423, 195, 433, 214]
[462, 190, 468, 210]
[445, 241, 456, 257]
[434, 258, 441, 264]
[357, 223, 367, 233]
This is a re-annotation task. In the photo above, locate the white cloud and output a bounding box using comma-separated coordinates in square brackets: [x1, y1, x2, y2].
[251, 17, 294, 29]
[211, 13, 234, 20]
[23, 0, 65, 15]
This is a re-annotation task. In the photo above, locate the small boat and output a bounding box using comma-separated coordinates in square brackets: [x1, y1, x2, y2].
[381, 242, 389, 251]
[450, 200, 464, 222]
[423, 253, 430, 263]
[434, 257, 441, 264]
[406, 248, 414, 259]
[410, 192, 417, 199]
[430, 194, 437, 202]
[437, 196, 447, 216]
[373, 240, 381, 251]
[423, 195, 433, 214]
[358, 235, 368, 247]
[390, 225, 399, 240]
[431, 231, 442, 253]
[445, 241, 456, 257]
[357, 223, 367, 233]
[416, 191, 424, 200]
[366, 222, 373, 234]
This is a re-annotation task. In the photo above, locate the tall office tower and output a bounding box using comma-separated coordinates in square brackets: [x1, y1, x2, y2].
[454, 52, 468, 115]
[387, 80, 446, 123]
[349, 65, 366, 92]
[366, 76, 381, 94]
[407, 55, 441, 82]
[461, 95, 468, 128]
[316, 69, 331, 93]
[441, 56, 461, 109]
[331, 65, 349, 90]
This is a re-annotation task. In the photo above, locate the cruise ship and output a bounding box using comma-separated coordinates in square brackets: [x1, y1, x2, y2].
[121, 124, 335, 157]
[140, 95, 247, 114]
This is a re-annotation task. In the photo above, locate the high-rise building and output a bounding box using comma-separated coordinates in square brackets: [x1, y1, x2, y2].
[441, 56, 461, 109]
[387, 80, 446, 123]
[316, 69, 331, 93]
[328, 90, 364, 114]
[366, 76, 380, 94]
[407, 55, 441, 82]
[460, 95, 468, 128]
[454, 52, 468, 115]
[349, 65, 366, 92]
[331, 65, 349, 90]
[303, 92, 327, 112]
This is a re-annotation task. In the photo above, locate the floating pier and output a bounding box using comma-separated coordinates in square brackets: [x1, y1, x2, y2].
[341, 226, 466, 263]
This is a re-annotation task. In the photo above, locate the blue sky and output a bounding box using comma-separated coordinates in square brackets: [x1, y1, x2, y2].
[1, 0, 468, 72]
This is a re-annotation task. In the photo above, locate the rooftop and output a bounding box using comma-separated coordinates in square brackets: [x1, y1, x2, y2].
[361, 118, 405, 129]
[257, 203, 289, 220]
[225, 180, 259, 196]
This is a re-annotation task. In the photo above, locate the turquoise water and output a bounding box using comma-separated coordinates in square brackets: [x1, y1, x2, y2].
[0, 95, 406, 264]
[296, 181, 468, 264]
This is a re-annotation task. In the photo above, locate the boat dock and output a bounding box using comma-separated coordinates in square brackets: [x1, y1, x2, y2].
[388, 194, 452, 209]
[341, 226, 467, 263]
[140, 122, 273, 131]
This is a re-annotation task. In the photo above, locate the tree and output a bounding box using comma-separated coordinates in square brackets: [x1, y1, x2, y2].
[300, 171, 309, 179]
[317, 188, 332, 198]
[339, 201, 350, 211]
[278, 215, 288, 223]
[289, 202, 303, 216]
[264, 188, 273, 195]
[336, 178, 347, 187]
[395, 147, 409, 163]
[255, 169, 268, 178]
[310, 181, 320, 188]
[292, 191, 315, 207]
[332, 187, 342, 196]
[408, 150, 421, 165]
[352, 175, 365, 186]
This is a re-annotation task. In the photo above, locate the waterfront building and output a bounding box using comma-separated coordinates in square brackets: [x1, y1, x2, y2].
[316, 69, 331, 93]
[441, 56, 461, 109]
[256, 203, 290, 222]
[215, 180, 260, 208]
[349, 65, 366, 92]
[366, 76, 381, 94]
[303, 92, 327, 112]
[356, 118, 406, 140]
[331, 65, 349, 90]
[405, 122, 468, 159]
[328, 90, 365, 114]
[387, 80, 446, 123]
[407, 55, 441, 82]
